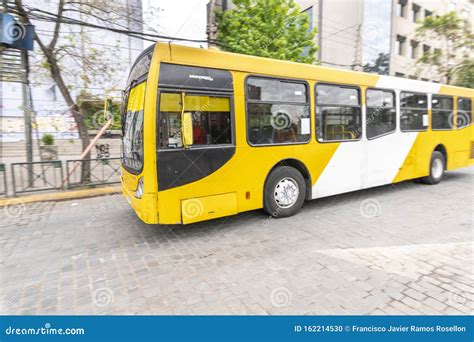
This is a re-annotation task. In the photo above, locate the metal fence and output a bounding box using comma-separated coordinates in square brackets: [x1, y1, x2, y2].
[11, 161, 64, 196]
[0, 164, 7, 197]
[66, 158, 121, 189]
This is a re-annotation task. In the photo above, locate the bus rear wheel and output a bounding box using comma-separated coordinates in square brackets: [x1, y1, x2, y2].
[264, 166, 305, 218]
[421, 151, 445, 185]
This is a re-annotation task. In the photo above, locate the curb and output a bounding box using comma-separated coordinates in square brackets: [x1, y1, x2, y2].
[0, 186, 122, 207]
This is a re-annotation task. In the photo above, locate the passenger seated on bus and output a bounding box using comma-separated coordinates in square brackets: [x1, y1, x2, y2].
[193, 122, 207, 144]
[274, 124, 297, 143]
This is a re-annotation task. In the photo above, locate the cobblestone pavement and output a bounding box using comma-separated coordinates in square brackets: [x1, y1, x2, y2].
[1, 167, 473, 315]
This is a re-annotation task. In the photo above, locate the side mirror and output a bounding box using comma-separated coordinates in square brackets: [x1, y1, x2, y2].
[182, 112, 193, 148]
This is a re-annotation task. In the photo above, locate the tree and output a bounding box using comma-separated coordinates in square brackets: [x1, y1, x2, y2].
[454, 59, 474, 89]
[12, 0, 159, 181]
[363, 53, 390, 75]
[416, 11, 473, 86]
[216, 0, 318, 64]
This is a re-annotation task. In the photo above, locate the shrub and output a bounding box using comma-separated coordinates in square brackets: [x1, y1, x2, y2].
[41, 134, 55, 146]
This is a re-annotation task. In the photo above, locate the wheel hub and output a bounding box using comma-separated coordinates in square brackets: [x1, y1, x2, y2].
[274, 178, 299, 208]
[432, 158, 443, 179]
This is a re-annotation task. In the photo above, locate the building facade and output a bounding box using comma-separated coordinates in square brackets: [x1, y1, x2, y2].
[388, 0, 472, 82]
[207, 0, 473, 82]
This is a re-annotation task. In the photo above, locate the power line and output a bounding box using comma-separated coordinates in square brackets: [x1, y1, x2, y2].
[24, 6, 220, 46]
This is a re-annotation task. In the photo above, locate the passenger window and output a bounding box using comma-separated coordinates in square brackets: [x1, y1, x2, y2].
[457, 97, 472, 128]
[400, 92, 428, 131]
[431, 95, 453, 130]
[246, 77, 310, 145]
[159, 93, 232, 148]
[366, 89, 396, 139]
[316, 84, 362, 141]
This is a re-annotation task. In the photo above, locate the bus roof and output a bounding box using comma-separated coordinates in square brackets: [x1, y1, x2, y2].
[147, 43, 473, 97]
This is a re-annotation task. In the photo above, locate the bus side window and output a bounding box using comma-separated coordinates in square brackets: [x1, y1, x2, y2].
[457, 97, 472, 128]
[246, 77, 310, 145]
[400, 92, 428, 132]
[315, 84, 361, 142]
[366, 88, 396, 139]
[432, 95, 453, 130]
[159, 93, 232, 149]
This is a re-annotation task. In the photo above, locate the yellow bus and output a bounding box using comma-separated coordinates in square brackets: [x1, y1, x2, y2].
[121, 43, 473, 225]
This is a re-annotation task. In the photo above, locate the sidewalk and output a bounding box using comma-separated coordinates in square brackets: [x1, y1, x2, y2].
[0, 185, 122, 207]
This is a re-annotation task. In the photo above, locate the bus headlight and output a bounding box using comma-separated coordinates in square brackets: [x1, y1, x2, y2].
[135, 177, 144, 199]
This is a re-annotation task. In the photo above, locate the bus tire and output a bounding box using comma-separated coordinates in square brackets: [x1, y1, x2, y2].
[421, 151, 445, 185]
[264, 166, 306, 218]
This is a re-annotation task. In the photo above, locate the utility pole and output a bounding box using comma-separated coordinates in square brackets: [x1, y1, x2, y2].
[207, 0, 217, 46]
[21, 49, 34, 182]
[352, 24, 362, 71]
[1, 0, 35, 185]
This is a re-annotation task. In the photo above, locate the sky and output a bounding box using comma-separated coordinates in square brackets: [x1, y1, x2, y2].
[143, 0, 209, 48]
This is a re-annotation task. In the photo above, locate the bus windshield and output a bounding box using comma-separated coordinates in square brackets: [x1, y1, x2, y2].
[121, 47, 152, 173]
[122, 82, 146, 173]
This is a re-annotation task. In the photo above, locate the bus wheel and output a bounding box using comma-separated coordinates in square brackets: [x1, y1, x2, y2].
[421, 151, 445, 185]
[264, 166, 305, 218]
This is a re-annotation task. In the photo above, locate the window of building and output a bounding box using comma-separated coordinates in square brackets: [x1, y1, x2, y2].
[410, 40, 419, 59]
[412, 3, 421, 22]
[397, 0, 408, 17]
[421, 78, 429, 81]
[422, 44, 430, 56]
[395, 72, 406, 78]
[159, 93, 232, 148]
[366, 89, 396, 139]
[457, 97, 472, 128]
[315, 84, 361, 142]
[431, 95, 454, 130]
[396, 35, 406, 56]
[425, 9, 432, 18]
[400, 92, 428, 131]
[246, 77, 310, 145]
[409, 75, 417, 80]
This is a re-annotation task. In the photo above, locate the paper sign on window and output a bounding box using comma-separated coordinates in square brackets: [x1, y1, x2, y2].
[422, 114, 429, 126]
[301, 118, 310, 135]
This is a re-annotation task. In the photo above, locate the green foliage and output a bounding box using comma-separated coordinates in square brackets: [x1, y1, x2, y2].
[216, 0, 318, 64]
[41, 134, 55, 146]
[455, 59, 474, 89]
[416, 11, 473, 87]
[363, 53, 390, 75]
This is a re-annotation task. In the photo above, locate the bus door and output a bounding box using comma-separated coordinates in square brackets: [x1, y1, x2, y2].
[156, 63, 235, 194]
[312, 84, 364, 198]
[364, 89, 425, 188]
